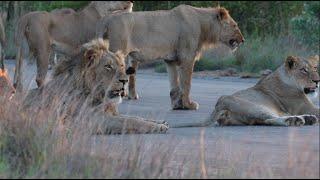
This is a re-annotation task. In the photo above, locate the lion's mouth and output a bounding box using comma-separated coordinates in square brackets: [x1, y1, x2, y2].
[108, 88, 125, 99]
[228, 39, 239, 50]
[304, 87, 318, 94]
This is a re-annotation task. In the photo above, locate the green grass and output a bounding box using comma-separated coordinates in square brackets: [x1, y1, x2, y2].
[155, 36, 318, 74]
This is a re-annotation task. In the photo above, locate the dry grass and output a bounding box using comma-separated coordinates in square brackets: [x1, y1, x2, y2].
[0, 76, 318, 178]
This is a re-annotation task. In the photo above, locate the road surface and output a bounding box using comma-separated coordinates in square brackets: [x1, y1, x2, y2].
[4, 60, 320, 178]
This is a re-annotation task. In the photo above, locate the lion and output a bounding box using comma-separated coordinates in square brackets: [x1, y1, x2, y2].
[13, 1, 133, 91]
[174, 55, 320, 127]
[0, 69, 15, 100]
[21, 39, 168, 134]
[97, 5, 244, 110]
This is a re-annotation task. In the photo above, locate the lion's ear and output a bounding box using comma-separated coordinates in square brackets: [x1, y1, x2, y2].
[309, 55, 319, 66]
[216, 7, 229, 21]
[286, 55, 298, 69]
[311, 55, 319, 62]
[84, 49, 97, 67]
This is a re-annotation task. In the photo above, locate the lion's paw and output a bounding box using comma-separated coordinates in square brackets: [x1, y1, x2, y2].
[158, 123, 169, 133]
[302, 115, 318, 125]
[284, 116, 305, 126]
[128, 92, 139, 100]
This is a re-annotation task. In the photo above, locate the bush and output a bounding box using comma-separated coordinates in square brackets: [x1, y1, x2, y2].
[290, 2, 320, 50]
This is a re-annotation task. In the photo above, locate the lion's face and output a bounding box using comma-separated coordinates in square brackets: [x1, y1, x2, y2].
[285, 55, 320, 94]
[216, 8, 244, 51]
[81, 40, 134, 104]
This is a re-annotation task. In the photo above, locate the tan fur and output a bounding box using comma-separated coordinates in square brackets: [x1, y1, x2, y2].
[98, 5, 244, 110]
[22, 39, 168, 134]
[0, 69, 15, 100]
[13, 1, 133, 91]
[174, 55, 320, 127]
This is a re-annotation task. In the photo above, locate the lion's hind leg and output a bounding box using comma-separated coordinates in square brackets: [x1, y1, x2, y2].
[212, 96, 279, 126]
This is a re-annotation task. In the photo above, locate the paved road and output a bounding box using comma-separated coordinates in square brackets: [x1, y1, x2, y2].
[4, 60, 320, 178]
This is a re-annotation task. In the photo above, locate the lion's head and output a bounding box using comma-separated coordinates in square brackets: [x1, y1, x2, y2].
[90, 1, 133, 17]
[80, 39, 136, 105]
[54, 39, 135, 107]
[284, 55, 320, 94]
[215, 7, 244, 51]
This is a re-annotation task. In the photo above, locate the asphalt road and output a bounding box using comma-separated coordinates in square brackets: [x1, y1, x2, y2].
[4, 60, 320, 178]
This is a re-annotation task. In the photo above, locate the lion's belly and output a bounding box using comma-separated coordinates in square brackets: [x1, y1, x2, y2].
[233, 88, 286, 116]
[127, 14, 180, 61]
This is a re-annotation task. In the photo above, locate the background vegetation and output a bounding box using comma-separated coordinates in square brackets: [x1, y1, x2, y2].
[0, 1, 319, 73]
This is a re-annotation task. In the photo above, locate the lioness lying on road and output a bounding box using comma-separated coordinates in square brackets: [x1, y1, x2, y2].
[22, 39, 168, 134]
[97, 5, 244, 110]
[174, 55, 319, 127]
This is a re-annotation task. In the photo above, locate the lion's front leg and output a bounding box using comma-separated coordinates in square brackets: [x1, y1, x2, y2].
[91, 114, 169, 134]
[128, 59, 139, 100]
[299, 115, 318, 125]
[175, 60, 199, 110]
[265, 116, 306, 126]
[165, 60, 183, 110]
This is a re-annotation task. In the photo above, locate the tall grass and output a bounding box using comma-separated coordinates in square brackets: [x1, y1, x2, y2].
[0, 95, 319, 178]
[0, 96, 176, 178]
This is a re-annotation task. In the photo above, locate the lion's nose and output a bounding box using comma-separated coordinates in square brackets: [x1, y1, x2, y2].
[312, 79, 320, 84]
[119, 79, 128, 84]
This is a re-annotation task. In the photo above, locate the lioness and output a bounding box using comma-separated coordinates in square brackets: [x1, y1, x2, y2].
[97, 5, 244, 110]
[175, 55, 320, 127]
[22, 39, 168, 134]
[13, 1, 133, 91]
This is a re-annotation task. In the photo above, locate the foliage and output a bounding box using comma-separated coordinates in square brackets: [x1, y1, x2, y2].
[0, 1, 318, 71]
[290, 1, 320, 49]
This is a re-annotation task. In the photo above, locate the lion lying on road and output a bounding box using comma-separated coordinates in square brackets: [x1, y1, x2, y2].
[97, 5, 244, 110]
[174, 55, 319, 127]
[22, 39, 168, 134]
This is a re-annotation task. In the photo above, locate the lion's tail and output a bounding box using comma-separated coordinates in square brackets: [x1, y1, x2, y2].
[170, 116, 214, 128]
[170, 97, 226, 128]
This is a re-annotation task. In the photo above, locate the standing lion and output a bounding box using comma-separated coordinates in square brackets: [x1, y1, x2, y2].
[97, 5, 244, 110]
[13, 1, 133, 91]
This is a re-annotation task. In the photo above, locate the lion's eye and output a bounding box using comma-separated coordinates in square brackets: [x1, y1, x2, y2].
[300, 68, 308, 74]
[105, 64, 113, 70]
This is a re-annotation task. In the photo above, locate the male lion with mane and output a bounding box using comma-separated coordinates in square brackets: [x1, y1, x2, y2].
[22, 39, 168, 134]
[174, 55, 320, 127]
[13, 1, 133, 91]
[97, 5, 244, 110]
